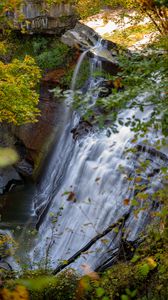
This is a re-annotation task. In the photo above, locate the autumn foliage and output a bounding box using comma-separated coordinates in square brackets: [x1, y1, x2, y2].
[0, 56, 41, 124]
[137, 0, 168, 34]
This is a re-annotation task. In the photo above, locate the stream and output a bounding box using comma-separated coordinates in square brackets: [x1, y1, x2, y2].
[0, 36, 167, 273]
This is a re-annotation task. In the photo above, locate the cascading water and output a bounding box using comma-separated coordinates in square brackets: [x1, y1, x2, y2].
[0, 14, 166, 278]
[30, 100, 165, 272]
[17, 39, 167, 272]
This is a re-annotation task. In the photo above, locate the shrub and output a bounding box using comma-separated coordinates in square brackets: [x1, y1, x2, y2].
[36, 42, 70, 70]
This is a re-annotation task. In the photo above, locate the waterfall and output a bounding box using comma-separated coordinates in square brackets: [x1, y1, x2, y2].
[16, 40, 167, 273]
[30, 99, 165, 272]
[25, 39, 168, 273]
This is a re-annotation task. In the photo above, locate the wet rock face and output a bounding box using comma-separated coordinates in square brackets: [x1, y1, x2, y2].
[13, 82, 66, 173]
[71, 119, 93, 140]
[16, 0, 77, 34]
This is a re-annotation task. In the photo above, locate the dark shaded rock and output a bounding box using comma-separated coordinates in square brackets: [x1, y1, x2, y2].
[15, 159, 33, 177]
[0, 168, 23, 195]
[71, 119, 93, 140]
[2, 178, 24, 194]
[136, 143, 168, 163]
[98, 79, 123, 97]
[101, 59, 120, 75]
[118, 239, 139, 261]
[0, 125, 33, 193]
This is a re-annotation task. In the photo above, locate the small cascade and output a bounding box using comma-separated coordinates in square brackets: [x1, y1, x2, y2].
[71, 37, 107, 106]
[90, 38, 103, 75]
[71, 37, 105, 92]
[90, 56, 102, 75]
[88, 38, 104, 101]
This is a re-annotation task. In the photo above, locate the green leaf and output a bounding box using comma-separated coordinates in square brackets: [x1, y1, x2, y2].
[121, 295, 129, 300]
[96, 287, 105, 297]
[131, 254, 140, 263]
[139, 263, 150, 277]
[17, 276, 57, 291]
[131, 199, 139, 207]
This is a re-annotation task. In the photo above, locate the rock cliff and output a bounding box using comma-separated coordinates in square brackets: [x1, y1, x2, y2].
[16, 0, 77, 34]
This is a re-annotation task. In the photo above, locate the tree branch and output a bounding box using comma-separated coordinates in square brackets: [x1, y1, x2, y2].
[52, 212, 130, 275]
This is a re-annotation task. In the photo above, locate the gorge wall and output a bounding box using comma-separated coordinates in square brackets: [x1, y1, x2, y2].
[16, 0, 77, 34]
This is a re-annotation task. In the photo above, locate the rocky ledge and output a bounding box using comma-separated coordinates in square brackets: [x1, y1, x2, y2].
[61, 22, 127, 75]
[16, 0, 77, 35]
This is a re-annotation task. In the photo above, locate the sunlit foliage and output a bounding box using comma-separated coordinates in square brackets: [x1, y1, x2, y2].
[0, 0, 22, 30]
[1, 285, 29, 300]
[0, 56, 41, 124]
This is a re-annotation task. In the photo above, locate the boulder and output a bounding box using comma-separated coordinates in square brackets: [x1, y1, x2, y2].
[62, 22, 118, 52]
[61, 22, 121, 75]
[61, 22, 100, 48]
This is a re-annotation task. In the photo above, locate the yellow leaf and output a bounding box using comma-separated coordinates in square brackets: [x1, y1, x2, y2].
[146, 257, 157, 269]
[135, 176, 142, 183]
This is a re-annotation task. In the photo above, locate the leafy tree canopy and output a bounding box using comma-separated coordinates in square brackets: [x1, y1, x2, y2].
[0, 1, 41, 126]
[0, 55, 41, 125]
